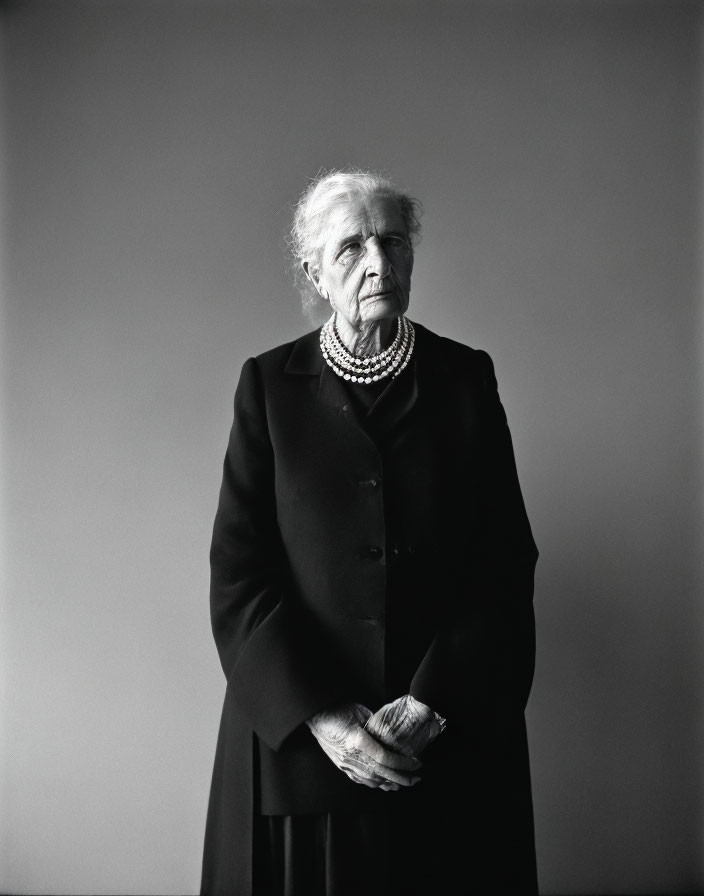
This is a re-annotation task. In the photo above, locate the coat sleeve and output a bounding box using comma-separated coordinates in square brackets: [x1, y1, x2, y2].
[210, 357, 348, 751]
[409, 350, 538, 730]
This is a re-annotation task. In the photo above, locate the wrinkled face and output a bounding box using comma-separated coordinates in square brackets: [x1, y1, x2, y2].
[305, 193, 413, 329]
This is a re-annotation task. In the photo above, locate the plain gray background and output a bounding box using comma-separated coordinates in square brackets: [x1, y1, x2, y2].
[2, 1, 703, 893]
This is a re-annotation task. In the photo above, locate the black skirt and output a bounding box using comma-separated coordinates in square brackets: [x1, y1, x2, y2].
[252, 808, 492, 896]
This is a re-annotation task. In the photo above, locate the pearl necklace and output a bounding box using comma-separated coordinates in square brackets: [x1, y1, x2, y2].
[319, 314, 415, 384]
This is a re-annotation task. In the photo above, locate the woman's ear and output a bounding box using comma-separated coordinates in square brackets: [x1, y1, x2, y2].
[302, 260, 327, 300]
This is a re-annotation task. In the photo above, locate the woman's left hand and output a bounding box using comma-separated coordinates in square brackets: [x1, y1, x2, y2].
[364, 695, 446, 757]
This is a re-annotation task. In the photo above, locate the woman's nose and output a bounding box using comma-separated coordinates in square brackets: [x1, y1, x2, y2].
[365, 238, 391, 278]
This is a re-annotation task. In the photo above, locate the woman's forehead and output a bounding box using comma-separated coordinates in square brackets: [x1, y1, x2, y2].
[324, 195, 406, 242]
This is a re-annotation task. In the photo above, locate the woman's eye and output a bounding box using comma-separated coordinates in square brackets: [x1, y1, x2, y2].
[339, 242, 362, 258]
[384, 237, 406, 249]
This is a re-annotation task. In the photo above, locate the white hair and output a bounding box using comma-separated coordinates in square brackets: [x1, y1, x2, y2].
[288, 168, 422, 323]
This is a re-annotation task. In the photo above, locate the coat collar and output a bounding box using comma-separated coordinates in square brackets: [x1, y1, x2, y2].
[283, 327, 324, 375]
[282, 321, 451, 438]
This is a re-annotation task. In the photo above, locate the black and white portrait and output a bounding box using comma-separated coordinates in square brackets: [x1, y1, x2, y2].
[2, 2, 702, 895]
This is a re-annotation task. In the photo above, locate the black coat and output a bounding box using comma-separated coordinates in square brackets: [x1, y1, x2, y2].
[201, 322, 539, 894]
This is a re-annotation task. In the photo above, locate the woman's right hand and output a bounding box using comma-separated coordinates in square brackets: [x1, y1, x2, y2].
[306, 702, 422, 792]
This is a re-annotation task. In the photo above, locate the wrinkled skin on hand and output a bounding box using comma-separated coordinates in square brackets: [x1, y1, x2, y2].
[365, 695, 446, 758]
[306, 702, 422, 791]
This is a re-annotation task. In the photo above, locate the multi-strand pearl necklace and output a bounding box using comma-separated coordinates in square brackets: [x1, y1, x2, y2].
[320, 314, 415, 384]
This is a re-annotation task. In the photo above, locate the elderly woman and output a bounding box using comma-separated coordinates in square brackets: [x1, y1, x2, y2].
[201, 170, 539, 895]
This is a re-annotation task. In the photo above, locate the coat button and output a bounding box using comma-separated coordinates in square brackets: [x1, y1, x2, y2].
[367, 546, 383, 560]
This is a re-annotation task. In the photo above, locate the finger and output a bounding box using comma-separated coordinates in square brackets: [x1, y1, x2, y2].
[342, 758, 399, 790]
[349, 703, 373, 726]
[347, 773, 368, 786]
[343, 747, 421, 787]
[343, 752, 419, 789]
[369, 762, 422, 787]
[346, 766, 407, 790]
[343, 769, 382, 788]
[350, 729, 422, 771]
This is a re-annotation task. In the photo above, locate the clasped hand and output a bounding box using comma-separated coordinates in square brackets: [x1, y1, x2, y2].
[306, 696, 445, 792]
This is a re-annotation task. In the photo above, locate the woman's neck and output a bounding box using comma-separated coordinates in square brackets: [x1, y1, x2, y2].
[336, 316, 397, 357]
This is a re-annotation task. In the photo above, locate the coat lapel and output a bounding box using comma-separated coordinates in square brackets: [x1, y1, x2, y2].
[284, 326, 376, 449]
[282, 321, 445, 444]
[368, 323, 451, 441]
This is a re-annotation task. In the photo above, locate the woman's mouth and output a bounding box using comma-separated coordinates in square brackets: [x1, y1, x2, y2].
[365, 290, 394, 299]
